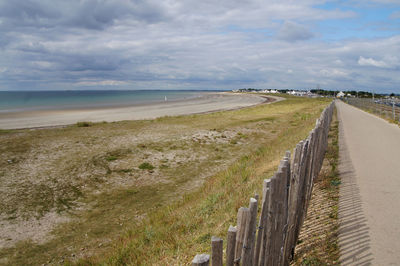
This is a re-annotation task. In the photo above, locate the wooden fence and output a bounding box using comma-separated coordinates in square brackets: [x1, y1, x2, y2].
[192, 101, 335, 266]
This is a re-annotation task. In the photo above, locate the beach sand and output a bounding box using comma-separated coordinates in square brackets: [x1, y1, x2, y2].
[0, 93, 279, 129]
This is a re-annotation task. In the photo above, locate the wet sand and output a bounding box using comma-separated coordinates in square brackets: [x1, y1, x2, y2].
[0, 93, 280, 129]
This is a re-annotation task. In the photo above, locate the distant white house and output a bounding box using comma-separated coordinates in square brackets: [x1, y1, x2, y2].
[286, 90, 312, 97]
[337, 91, 345, 98]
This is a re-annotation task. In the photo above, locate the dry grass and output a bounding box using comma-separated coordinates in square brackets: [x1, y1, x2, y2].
[292, 109, 340, 265]
[0, 95, 330, 265]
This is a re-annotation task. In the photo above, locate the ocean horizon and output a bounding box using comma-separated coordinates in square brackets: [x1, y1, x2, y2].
[0, 90, 221, 113]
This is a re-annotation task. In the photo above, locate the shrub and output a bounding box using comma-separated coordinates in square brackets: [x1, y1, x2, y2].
[76, 121, 91, 127]
[138, 162, 155, 170]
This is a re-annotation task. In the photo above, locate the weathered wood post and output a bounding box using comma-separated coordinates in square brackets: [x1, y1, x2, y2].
[211, 236, 223, 266]
[226, 226, 237, 266]
[192, 254, 210, 266]
[280, 155, 291, 265]
[241, 198, 258, 265]
[264, 176, 278, 266]
[293, 138, 310, 252]
[272, 170, 284, 266]
[235, 207, 250, 265]
[254, 179, 271, 266]
[283, 142, 303, 265]
[274, 157, 290, 266]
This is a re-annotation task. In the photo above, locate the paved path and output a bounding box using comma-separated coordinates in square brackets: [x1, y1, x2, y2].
[336, 100, 400, 265]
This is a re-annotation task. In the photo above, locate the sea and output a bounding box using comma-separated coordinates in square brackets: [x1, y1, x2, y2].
[0, 90, 209, 113]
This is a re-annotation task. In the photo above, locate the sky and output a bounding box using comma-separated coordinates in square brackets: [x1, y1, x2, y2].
[0, 0, 400, 93]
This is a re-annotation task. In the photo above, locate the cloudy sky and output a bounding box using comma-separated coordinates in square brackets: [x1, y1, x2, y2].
[0, 0, 399, 92]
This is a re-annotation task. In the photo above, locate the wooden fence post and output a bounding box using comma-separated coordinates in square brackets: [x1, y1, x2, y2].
[211, 236, 223, 266]
[276, 158, 290, 266]
[258, 179, 272, 266]
[283, 142, 303, 264]
[192, 254, 210, 266]
[272, 170, 284, 266]
[264, 176, 278, 266]
[293, 138, 310, 252]
[254, 179, 271, 266]
[241, 198, 258, 266]
[235, 207, 250, 265]
[226, 226, 237, 266]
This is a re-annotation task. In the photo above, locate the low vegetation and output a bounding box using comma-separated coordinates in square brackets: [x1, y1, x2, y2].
[138, 162, 155, 170]
[76, 121, 92, 127]
[0, 94, 330, 265]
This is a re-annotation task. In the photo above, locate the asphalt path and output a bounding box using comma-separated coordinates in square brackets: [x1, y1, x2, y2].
[336, 100, 400, 265]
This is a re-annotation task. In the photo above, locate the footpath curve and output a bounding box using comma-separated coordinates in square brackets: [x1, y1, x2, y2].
[336, 100, 400, 265]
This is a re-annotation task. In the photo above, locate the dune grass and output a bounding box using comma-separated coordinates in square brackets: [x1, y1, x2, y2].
[0, 95, 330, 265]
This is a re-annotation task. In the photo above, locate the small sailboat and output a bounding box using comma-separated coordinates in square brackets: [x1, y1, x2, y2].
[165, 96, 167, 101]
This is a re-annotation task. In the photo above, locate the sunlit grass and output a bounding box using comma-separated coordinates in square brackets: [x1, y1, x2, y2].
[0, 94, 330, 265]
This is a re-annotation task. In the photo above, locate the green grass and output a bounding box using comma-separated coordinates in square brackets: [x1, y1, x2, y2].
[106, 155, 118, 161]
[0, 129, 15, 135]
[138, 162, 155, 170]
[0, 94, 330, 265]
[76, 121, 92, 127]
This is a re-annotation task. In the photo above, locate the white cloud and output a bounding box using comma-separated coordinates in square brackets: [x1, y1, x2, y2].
[75, 80, 129, 86]
[320, 69, 348, 78]
[334, 59, 343, 65]
[32, 61, 53, 69]
[358, 56, 389, 68]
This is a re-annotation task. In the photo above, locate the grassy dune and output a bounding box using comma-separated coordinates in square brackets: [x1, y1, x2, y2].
[0, 94, 330, 265]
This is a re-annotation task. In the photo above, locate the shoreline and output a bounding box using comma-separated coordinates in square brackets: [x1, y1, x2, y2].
[0, 93, 283, 130]
[0, 91, 208, 114]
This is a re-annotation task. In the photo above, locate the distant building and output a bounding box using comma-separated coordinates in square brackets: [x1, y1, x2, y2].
[286, 90, 315, 97]
[337, 91, 345, 98]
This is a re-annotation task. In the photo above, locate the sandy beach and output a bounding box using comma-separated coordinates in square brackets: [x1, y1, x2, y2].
[0, 93, 277, 129]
